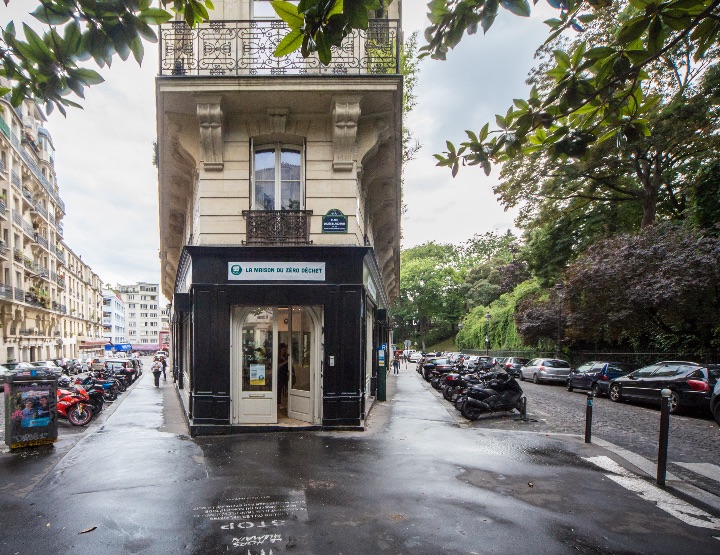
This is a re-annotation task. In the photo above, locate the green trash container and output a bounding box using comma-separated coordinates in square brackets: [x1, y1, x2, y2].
[4, 369, 58, 449]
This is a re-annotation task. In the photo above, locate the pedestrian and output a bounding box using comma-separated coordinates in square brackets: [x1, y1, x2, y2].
[151, 358, 162, 387]
[393, 356, 400, 375]
[160, 356, 167, 381]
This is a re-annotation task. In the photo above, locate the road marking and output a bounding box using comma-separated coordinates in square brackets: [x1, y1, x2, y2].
[585, 456, 720, 530]
[674, 462, 720, 483]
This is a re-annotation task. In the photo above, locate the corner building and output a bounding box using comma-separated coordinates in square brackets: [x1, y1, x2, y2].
[157, 1, 402, 433]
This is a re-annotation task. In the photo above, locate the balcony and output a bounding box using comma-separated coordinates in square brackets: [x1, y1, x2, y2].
[11, 170, 20, 190]
[0, 198, 6, 220]
[0, 283, 13, 300]
[158, 19, 400, 77]
[31, 201, 49, 221]
[242, 210, 312, 245]
[34, 233, 49, 251]
[12, 209, 21, 228]
[57, 222, 63, 237]
[21, 187, 33, 206]
[56, 248, 66, 266]
[0, 241, 8, 261]
[57, 275, 66, 289]
[22, 219, 35, 240]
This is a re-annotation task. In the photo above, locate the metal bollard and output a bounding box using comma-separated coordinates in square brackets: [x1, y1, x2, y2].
[520, 396, 527, 420]
[585, 391, 593, 443]
[657, 388, 671, 486]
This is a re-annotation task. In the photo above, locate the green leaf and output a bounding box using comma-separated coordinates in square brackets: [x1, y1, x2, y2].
[274, 29, 304, 56]
[72, 68, 105, 86]
[31, 4, 71, 25]
[500, 0, 531, 17]
[139, 8, 174, 25]
[617, 16, 651, 45]
[271, 1, 304, 30]
[496, 114, 507, 129]
[479, 123, 490, 142]
[554, 49, 571, 70]
[328, 0, 344, 18]
[22, 24, 54, 64]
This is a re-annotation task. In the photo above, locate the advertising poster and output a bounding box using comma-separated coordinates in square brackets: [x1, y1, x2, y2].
[7, 383, 57, 448]
[249, 364, 266, 386]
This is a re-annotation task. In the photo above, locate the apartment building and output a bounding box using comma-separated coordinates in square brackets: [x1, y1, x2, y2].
[0, 93, 105, 363]
[116, 282, 163, 350]
[157, 1, 402, 433]
[101, 288, 126, 345]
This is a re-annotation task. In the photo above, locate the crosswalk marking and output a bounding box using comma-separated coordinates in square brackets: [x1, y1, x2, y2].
[585, 456, 720, 530]
[674, 462, 720, 483]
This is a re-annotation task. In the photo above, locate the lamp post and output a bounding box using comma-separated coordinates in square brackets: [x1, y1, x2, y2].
[485, 312, 491, 356]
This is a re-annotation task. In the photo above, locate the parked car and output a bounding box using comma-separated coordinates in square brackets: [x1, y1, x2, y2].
[408, 351, 424, 363]
[3, 361, 34, 372]
[105, 359, 141, 383]
[503, 357, 530, 377]
[31, 360, 60, 369]
[711, 379, 720, 425]
[567, 361, 635, 397]
[609, 361, 718, 414]
[421, 357, 455, 381]
[520, 358, 572, 384]
[463, 355, 482, 371]
[91, 357, 107, 371]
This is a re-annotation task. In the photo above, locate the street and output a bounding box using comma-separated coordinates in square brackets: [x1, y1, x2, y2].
[0, 362, 719, 554]
[420, 365, 720, 500]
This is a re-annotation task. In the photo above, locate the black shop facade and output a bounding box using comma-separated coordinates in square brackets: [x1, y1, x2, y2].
[171, 245, 390, 436]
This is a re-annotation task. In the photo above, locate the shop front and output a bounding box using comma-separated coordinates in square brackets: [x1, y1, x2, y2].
[172, 245, 388, 436]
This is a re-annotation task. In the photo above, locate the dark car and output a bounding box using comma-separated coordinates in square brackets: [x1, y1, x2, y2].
[503, 357, 530, 377]
[105, 359, 141, 383]
[421, 357, 455, 381]
[711, 379, 720, 425]
[567, 361, 634, 397]
[609, 361, 718, 414]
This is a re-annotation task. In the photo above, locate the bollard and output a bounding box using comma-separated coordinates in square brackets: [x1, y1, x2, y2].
[657, 388, 671, 486]
[585, 391, 593, 443]
[520, 396, 527, 420]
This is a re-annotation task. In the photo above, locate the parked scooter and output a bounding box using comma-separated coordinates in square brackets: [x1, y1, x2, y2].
[459, 374, 524, 421]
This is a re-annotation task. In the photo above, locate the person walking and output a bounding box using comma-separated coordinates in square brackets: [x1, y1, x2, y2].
[160, 356, 168, 381]
[151, 358, 162, 387]
[393, 356, 400, 375]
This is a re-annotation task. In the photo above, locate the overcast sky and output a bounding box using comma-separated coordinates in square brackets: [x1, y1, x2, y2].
[3, 1, 556, 297]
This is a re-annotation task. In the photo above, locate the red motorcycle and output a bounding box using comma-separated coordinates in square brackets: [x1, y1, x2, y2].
[56, 384, 94, 426]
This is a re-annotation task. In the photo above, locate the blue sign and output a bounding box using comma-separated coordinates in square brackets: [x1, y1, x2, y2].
[322, 209, 348, 233]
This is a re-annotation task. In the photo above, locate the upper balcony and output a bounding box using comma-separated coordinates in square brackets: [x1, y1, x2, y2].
[158, 19, 400, 77]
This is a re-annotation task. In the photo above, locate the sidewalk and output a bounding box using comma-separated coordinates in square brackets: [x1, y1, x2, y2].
[0, 361, 718, 554]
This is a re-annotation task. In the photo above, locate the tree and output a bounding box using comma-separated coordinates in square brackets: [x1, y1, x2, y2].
[561, 222, 720, 353]
[0, 0, 213, 114]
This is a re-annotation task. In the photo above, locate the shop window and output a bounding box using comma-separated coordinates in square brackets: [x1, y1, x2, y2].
[252, 144, 303, 211]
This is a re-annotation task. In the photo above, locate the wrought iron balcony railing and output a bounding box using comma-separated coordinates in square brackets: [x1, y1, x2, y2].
[0, 283, 13, 300]
[242, 210, 312, 245]
[159, 19, 399, 77]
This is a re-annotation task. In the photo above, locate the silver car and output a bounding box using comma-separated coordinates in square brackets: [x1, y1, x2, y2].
[520, 358, 572, 384]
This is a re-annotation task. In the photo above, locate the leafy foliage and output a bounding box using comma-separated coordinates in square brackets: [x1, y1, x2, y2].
[0, 0, 213, 114]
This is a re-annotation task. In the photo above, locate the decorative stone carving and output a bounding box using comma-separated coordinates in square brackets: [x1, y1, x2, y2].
[268, 108, 289, 134]
[332, 97, 361, 171]
[197, 97, 224, 171]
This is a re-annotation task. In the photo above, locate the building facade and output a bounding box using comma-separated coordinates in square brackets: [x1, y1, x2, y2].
[116, 282, 163, 350]
[101, 289, 126, 345]
[157, 1, 402, 433]
[0, 92, 105, 363]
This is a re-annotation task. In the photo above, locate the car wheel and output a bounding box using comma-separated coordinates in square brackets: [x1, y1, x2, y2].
[533, 374, 540, 384]
[519, 372, 525, 381]
[591, 383, 601, 397]
[713, 403, 720, 426]
[609, 384, 622, 402]
[668, 391, 681, 415]
[566, 381, 573, 392]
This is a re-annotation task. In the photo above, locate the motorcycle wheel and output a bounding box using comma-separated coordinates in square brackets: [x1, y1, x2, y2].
[105, 388, 118, 401]
[116, 380, 127, 392]
[443, 387, 454, 401]
[91, 399, 104, 415]
[461, 403, 482, 421]
[68, 404, 93, 426]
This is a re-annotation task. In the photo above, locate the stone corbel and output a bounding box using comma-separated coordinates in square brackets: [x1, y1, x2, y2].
[332, 96, 361, 171]
[196, 96, 224, 171]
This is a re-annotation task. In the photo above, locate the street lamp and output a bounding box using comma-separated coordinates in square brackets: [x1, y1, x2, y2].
[485, 312, 491, 356]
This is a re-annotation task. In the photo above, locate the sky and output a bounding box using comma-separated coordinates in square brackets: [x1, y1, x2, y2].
[2, 1, 557, 295]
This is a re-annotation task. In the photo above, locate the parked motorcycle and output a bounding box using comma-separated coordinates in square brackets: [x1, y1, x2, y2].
[459, 374, 524, 421]
[56, 383, 94, 426]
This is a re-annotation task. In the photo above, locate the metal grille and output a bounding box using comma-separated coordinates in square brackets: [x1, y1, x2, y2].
[242, 210, 312, 245]
[159, 19, 400, 76]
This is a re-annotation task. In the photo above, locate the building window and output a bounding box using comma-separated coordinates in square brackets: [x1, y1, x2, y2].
[252, 145, 302, 211]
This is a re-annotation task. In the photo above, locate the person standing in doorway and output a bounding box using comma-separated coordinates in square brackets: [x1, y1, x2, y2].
[277, 343, 289, 409]
[393, 356, 400, 375]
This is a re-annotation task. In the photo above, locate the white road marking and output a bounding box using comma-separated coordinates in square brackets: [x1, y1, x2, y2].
[674, 462, 720, 483]
[585, 456, 720, 530]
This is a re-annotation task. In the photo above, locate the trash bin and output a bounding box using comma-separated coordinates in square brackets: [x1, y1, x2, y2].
[4, 369, 58, 449]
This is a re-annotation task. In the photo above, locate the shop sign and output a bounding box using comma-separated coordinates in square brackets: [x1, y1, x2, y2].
[228, 262, 326, 281]
[321, 209, 348, 233]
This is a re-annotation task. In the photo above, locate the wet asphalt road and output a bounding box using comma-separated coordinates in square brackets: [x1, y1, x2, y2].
[1, 364, 720, 554]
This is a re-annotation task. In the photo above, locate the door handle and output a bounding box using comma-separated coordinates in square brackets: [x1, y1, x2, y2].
[248, 394, 266, 398]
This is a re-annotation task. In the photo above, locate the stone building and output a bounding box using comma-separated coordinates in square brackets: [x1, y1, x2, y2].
[157, 1, 403, 433]
[116, 282, 163, 350]
[0, 93, 104, 363]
